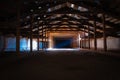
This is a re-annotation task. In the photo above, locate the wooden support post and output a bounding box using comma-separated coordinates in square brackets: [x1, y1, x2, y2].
[81, 40, 83, 48]
[78, 33, 80, 48]
[16, 3, 20, 54]
[37, 36, 39, 51]
[30, 15, 33, 53]
[88, 26, 90, 49]
[102, 13, 107, 51]
[94, 16, 97, 50]
[44, 20, 47, 50]
[37, 24, 39, 51]
[42, 26, 44, 50]
[48, 31, 50, 48]
[83, 28, 86, 48]
[43, 18, 47, 50]
[1, 36, 6, 53]
[45, 26, 47, 49]
[16, 25, 20, 54]
[80, 39, 82, 48]
[46, 30, 48, 49]
[44, 26, 46, 50]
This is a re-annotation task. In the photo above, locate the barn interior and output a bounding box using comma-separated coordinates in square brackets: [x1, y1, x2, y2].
[0, 0, 120, 80]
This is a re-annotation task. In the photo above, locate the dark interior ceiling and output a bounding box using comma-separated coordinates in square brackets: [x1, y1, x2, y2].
[0, 0, 120, 38]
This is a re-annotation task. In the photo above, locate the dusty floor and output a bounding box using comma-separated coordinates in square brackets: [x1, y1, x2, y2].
[0, 50, 120, 80]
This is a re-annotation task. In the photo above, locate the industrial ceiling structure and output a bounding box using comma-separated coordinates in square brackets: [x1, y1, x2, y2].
[0, 0, 120, 53]
[0, 0, 120, 37]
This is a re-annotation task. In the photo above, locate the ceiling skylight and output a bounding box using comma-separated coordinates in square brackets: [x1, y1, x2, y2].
[78, 6, 88, 12]
[38, 6, 42, 9]
[71, 4, 75, 8]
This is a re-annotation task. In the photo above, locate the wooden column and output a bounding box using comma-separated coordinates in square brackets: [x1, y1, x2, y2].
[45, 26, 47, 49]
[37, 24, 39, 51]
[81, 39, 83, 48]
[42, 25, 44, 50]
[44, 26, 46, 50]
[80, 40, 82, 48]
[30, 15, 33, 52]
[44, 20, 47, 50]
[102, 13, 107, 51]
[82, 38, 84, 48]
[83, 28, 86, 48]
[16, 26, 20, 54]
[88, 26, 90, 49]
[1, 36, 6, 52]
[94, 16, 97, 50]
[78, 33, 80, 48]
[46, 31, 48, 49]
[16, 3, 20, 54]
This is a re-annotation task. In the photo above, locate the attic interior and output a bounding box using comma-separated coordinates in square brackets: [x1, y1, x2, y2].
[0, 0, 120, 80]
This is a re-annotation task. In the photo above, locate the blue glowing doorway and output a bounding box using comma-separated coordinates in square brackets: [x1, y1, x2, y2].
[54, 37, 73, 48]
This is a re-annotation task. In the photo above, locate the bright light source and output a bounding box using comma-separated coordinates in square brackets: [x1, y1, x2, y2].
[38, 6, 41, 9]
[33, 40, 37, 50]
[78, 6, 88, 11]
[85, 33, 88, 36]
[44, 15, 46, 17]
[47, 8, 51, 12]
[38, 17, 40, 20]
[71, 4, 74, 8]
[68, 14, 72, 16]
[78, 34, 81, 40]
[28, 39, 37, 50]
[79, 37, 81, 40]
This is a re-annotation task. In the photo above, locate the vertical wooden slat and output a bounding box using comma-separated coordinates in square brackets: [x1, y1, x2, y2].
[47, 28, 48, 49]
[83, 28, 86, 48]
[44, 20, 47, 50]
[94, 15, 97, 50]
[30, 15, 33, 53]
[1, 36, 6, 52]
[37, 35, 39, 51]
[16, 26, 20, 54]
[45, 26, 48, 49]
[80, 40, 82, 48]
[78, 33, 80, 48]
[102, 13, 107, 51]
[16, 2, 20, 54]
[37, 22, 39, 51]
[42, 25, 44, 50]
[81, 39, 82, 48]
[88, 25, 90, 49]
[44, 26, 46, 50]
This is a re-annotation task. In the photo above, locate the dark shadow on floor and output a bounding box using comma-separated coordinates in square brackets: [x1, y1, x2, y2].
[0, 51, 120, 80]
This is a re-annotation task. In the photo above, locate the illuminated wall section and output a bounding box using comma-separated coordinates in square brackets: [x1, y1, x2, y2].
[3, 37, 42, 51]
[83, 37, 120, 50]
[48, 31, 79, 49]
[20, 38, 28, 51]
[5, 37, 16, 51]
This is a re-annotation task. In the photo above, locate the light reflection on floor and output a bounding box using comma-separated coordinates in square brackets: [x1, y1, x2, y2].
[46, 48, 80, 51]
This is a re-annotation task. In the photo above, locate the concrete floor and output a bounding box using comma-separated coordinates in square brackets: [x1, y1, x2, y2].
[0, 50, 120, 80]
